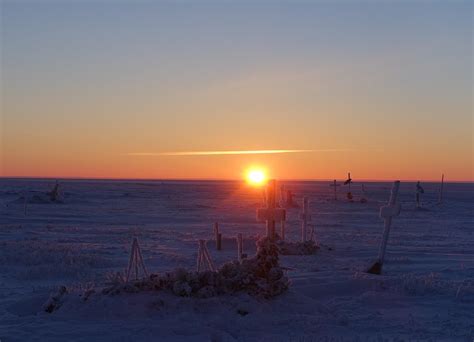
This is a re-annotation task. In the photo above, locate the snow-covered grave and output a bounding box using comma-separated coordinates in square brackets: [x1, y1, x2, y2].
[257, 181, 319, 255]
[0, 179, 473, 341]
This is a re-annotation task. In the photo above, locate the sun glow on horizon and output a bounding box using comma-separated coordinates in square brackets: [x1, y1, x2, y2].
[246, 168, 267, 186]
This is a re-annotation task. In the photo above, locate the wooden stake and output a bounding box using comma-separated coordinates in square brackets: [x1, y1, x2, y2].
[23, 192, 28, 216]
[438, 174, 444, 204]
[237, 233, 243, 261]
[329, 180, 340, 200]
[300, 197, 311, 242]
[280, 220, 286, 241]
[197, 240, 215, 272]
[217, 233, 222, 251]
[214, 223, 222, 250]
[126, 237, 148, 282]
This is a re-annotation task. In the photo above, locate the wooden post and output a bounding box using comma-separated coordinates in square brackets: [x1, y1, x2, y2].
[280, 220, 286, 241]
[280, 184, 285, 207]
[438, 174, 444, 204]
[237, 233, 243, 261]
[329, 180, 340, 200]
[300, 197, 311, 242]
[126, 237, 148, 282]
[267, 180, 276, 239]
[23, 192, 28, 216]
[344, 173, 353, 201]
[214, 222, 222, 250]
[197, 239, 215, 272]
[416, 181, 424, 208]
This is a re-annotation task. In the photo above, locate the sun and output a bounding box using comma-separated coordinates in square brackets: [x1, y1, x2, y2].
[246, 168, 267, 186]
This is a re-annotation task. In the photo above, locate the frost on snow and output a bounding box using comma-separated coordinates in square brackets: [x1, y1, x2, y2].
[101, 237, 289, 299]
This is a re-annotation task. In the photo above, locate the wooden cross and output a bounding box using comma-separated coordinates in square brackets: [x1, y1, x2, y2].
[344, 172, 353, 201]
[126, 237, 148, 282]
[257, 179, 286, 240]
[367, 181, 402, 274]
[299, 197, 311, 242]
[344, 172, 352, 190]
[329, 180, 340, 200]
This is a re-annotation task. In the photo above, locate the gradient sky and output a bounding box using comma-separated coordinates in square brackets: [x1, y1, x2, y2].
[1, 1, 472, 181]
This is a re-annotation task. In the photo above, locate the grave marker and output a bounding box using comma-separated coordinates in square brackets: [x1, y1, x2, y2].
[438, 174, 444, 204]
[23, 191, 28, 216]
[197, 239, 215, 272]
[280, 220, 286, 241]
[360, 184, 368, 203]
[214, 222, 222, 250]
[126, 237, 148, 282]
[344, 172, 353, 201]
[416, 181, 424, 208]
[237, 233, 246, 261]
[299, 197, 311, 242]
[329, 180, 340, 200]
[367, 181, 402, 275]
[257, 179, 286, 240]
[48, 181, 61, 202]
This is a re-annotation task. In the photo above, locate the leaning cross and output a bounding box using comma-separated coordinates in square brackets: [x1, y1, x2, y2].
[367, 180, 402, 274]
[329, 180, 340, 200]
[299, 197, 311, 242]
[257, 179, 286, 240]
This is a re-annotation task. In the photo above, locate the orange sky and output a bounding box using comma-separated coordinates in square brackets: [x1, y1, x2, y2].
[1, 2, 472, 182]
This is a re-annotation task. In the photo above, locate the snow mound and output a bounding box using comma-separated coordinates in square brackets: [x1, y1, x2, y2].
[276, 240, 319, 255]
[45, 237, 289, 313]
[102, 237, 289, 299]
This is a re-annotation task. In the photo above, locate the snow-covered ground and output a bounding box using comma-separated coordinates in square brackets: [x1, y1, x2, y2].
[0, 179, 473, 341]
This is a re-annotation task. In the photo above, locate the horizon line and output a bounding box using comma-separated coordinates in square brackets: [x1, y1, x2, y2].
[1, 175, 472, 183]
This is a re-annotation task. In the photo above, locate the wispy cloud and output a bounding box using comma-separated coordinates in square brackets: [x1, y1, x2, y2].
[127, 149, 351, 156]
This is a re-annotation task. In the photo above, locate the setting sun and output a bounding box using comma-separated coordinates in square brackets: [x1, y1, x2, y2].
[246, 168, 267, 186]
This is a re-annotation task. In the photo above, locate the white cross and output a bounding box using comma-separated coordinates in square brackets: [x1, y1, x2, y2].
[257, 179, 286, 239]
[368, 180, 401, 274]
[329, 180, 340, 200]
[299, 197, 311, 242]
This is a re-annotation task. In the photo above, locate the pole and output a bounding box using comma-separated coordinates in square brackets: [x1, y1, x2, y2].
[266, 179, 276, 239]
[438, 174, 444, 204]
[377, 181, 400, 262]
[301, 197, 308, 242]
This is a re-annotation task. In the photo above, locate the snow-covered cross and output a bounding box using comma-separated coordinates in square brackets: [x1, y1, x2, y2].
[367, 180, 402, 274]
[257, 179, 286, 240]
[299, 197, 311, 242]
[329, 180, 340, 200]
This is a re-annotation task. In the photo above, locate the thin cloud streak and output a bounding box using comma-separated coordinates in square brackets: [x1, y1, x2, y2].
[127, 149, 352, 156]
